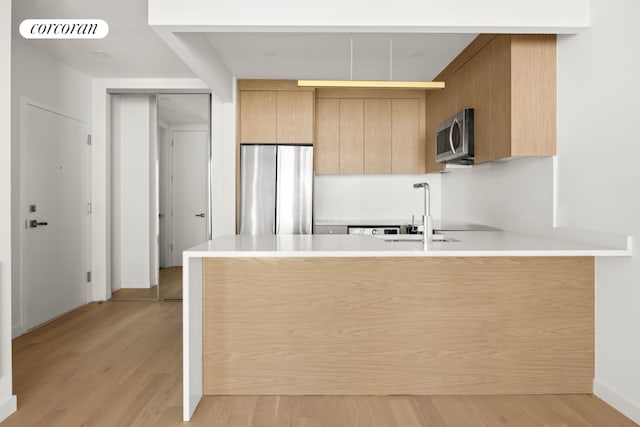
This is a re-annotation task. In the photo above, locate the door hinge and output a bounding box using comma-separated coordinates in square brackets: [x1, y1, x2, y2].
[87, 134, 92, 146]
[87, 202, 92, 214]
[87, 271, 92, 282]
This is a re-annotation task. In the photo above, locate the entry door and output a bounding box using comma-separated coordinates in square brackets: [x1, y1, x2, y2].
[23, 103, 89, 331]
[171, 130, 208, 266]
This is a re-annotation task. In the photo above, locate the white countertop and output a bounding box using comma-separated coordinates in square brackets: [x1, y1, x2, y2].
[184, 231, 631, 258]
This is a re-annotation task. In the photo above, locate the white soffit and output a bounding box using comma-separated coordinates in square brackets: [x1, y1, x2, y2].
[205, 33, 478, 81]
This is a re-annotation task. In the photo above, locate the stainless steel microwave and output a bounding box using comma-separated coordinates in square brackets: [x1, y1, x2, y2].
[435, 108, 474, 165]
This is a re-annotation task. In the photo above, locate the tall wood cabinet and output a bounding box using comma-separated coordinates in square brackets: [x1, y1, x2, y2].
[315, 89, 426, 175]
[425, 34, 557, 173]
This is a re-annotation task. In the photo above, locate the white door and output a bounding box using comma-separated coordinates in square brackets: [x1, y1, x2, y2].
[171, 130, 208, 266]
[22, 103, 89, 331]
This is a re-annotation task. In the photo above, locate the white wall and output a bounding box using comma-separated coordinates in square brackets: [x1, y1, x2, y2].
[315, 174, 441, 222]
[110, 95, 154, 289]
[441, 157, 554, 233]
[148, 0, 589, 32]
[0, 0, 17, 421]
[210, 89, 237, 238]
[11, 38, 92, 335]
[556, 0, 640, 422]
[442, 0, 640, 422]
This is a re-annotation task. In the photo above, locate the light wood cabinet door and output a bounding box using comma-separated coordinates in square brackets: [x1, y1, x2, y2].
[276, 91, 314, 143]
[392, 99, 425, 174]
[425, 92, 446, 173]
[364, 99, 392, 174]
[239, 91, 277, 143]
[315, 99, 340, 174]
[339, 99, 364, 174]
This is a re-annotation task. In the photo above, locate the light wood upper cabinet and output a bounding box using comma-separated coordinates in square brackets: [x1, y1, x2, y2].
[238, 81, 315, 144]
[276, 91, 314, 143]
[339, 99, 364, 174]
[315, 99, 340, 174]
[315, 89, 426, 175]
[391, 99, 425, 174]
[425, 34, 556, 172]
[364, 99, 392, 174]
[240, 91, 277, 143]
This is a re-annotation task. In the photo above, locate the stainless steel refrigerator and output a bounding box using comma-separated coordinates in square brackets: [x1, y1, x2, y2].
[239, 144, 313, 234]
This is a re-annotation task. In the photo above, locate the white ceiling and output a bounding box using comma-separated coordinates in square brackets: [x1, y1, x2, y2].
[12, 0, 195, 78]
[158, 94, 209, 125]
[12, 1, 476, 81]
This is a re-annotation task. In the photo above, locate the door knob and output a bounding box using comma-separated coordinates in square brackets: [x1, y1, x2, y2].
[29, 220, 48, 228]
[195, 213, 205, 218]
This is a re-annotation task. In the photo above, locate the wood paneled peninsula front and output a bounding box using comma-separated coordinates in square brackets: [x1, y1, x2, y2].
[181, 232, 630, 421]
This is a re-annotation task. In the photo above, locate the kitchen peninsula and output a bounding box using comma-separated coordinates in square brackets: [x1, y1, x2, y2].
[182, 231, 631, 420]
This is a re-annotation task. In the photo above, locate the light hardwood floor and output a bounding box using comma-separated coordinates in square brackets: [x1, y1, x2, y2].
[2, 300, 637, 426]
[111, 267, 182, 300]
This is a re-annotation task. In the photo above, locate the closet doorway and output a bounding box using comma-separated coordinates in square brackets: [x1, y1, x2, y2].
[110, 93, 211, 301]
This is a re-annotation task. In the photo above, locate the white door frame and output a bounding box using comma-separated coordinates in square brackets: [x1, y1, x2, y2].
[19, 97, 91, 334]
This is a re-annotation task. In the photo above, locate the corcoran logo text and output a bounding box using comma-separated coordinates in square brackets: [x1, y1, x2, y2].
[19, 19, 109, 39]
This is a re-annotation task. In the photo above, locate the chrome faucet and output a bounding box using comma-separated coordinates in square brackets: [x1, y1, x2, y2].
[413, 182, 432, 243]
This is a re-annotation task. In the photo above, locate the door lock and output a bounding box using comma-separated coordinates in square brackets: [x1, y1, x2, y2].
[29, 220, 48, 228]
[195, 213, 205, 218]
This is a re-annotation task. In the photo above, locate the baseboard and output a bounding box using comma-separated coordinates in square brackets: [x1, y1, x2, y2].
[117, 280, 151, 289]
[594, 379, 640, 424]
[11, 324, 23, 339]
[0, 395, 17, 422]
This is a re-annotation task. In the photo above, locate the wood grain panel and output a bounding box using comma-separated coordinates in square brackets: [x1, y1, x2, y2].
[433, 34, 498, 82]
[364, 99, 392, 174]
[276, 91, 314, 143]
[391, 98, 425, 174]
[203, 256, 594, 395]
[315, 99, 340, 174]
[489, 35, 512, 161]
[425, 91, 446, 173]
[510, 34, 557, 157]
[339, 99, 364, 174]
[239, 91, 277, 143]
[470, 43, 494, 164]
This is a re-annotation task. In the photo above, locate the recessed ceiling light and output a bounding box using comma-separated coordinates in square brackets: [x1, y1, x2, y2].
[410, 52, 424, 58]
[92, 50, 110, 58]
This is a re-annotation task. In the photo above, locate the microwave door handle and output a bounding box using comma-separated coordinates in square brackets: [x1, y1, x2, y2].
[449, 118, 459, 154]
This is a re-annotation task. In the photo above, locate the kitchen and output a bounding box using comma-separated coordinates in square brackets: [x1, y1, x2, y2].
[2, 0, 640, 425]
[182, 34, 632, 422]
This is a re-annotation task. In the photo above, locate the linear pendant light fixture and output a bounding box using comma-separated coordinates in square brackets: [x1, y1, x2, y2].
[298, 37, 444, 90]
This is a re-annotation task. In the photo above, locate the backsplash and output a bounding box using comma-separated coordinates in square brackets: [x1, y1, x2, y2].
[441, 156, 555, 233]
[314, 174, 442, 222]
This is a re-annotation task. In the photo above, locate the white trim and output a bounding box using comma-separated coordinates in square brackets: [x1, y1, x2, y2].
[0, 395, 17, 422]
[183, 255, 203, 421]
[19, 97, 90, 332]
[594, 379, 640, 425]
